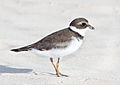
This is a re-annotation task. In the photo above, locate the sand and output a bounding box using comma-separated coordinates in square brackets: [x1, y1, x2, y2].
[0, 0, 120, 85]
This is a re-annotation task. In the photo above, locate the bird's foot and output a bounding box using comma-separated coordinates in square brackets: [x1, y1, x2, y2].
[59, 72, 69, 77]
[56, 72, 68, 77]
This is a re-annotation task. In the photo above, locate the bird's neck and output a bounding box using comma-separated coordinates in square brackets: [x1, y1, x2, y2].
[69, 26, 88, 36]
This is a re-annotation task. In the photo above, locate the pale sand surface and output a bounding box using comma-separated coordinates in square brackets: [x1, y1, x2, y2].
[0, 0, 120, 85]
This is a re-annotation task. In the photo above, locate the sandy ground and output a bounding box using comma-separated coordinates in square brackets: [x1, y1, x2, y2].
[0, 0, 120, 85]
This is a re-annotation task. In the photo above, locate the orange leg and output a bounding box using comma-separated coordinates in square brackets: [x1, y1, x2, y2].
[50, 57, 68, 77]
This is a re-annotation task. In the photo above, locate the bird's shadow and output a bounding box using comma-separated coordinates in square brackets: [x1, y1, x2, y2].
[0, 65, 32, 74]
[47, 72, 57, 76]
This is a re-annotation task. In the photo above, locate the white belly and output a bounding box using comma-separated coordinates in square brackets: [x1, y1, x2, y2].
[31, 37, 83, 58]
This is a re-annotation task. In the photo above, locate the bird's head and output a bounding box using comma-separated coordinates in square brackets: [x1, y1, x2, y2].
[69, 18, 94, 36]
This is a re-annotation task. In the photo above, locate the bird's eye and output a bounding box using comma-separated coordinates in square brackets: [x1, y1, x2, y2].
[81, 23, 86, 26]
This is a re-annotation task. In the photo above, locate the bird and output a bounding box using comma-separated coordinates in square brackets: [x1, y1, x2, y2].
[11, 17, 94, 77]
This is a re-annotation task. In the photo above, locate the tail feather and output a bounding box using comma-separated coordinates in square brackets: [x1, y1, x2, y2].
[11, 46, 32, 52]
[11, 49, 20, 52]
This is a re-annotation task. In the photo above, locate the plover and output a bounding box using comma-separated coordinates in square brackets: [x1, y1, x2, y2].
[11, 18, 94, 77]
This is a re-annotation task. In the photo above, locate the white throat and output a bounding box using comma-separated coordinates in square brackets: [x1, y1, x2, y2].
[69, 26, 88, 36]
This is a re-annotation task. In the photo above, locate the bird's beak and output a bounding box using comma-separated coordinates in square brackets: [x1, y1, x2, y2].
[87, 24, 95, 30]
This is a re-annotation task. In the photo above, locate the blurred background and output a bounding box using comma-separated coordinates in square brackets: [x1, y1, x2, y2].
[0, 0, 120, 85]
